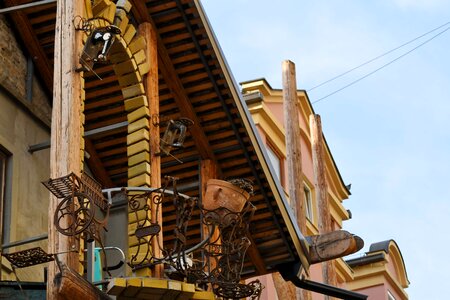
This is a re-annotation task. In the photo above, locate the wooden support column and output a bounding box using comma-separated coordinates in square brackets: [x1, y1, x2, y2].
[48, 0, 84, 298]
[273, 272, 298, 300]
[140, 21, 163, 278]
[310, 114, 337, 295]
[200, 159, 218, 276]
[282, 60, 311, 300]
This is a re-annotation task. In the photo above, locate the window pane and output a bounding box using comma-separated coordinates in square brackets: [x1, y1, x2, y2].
[266, 146, 281, 180]
[304, 185, 313, 221]
[387, 291, 396, 300]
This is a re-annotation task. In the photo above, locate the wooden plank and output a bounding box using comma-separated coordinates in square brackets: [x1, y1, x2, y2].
[246, 234, 268, 275]
[47, 0, 84, 298]
[139, 21, 164, 278]
[282, 60, 310, 300]
[272, 272, 297, 300]
[85, 139, 114, 188]
[306, 230, 363, 264]
[107, 277, 127, 296]
[58, 264, 110, 300]
[130, 0, 217, 162]
[310, 114, 337, 294]
[122, 83, 146, 99]
[127, 128, 150, 145]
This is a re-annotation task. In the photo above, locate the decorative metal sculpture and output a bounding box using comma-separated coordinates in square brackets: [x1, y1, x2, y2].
[159, 118, 194, 155]
[127, 176, 197, 270]
[197, 203, 262, 299]
[119, 177, 263, 299]
[73, 16, 121, 72]
[2, 247, 54, 268]
[43, 172, 111, 275]
[43, 172, 110, 241]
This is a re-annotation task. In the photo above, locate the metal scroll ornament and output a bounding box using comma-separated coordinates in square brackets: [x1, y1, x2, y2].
[127, 176, 197, 270]
[42, 172, 111, 242]
[2, 247, 54, 268]
[125, 177, 264, 299]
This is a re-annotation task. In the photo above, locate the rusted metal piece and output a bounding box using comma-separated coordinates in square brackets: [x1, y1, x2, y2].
[170, 201, 263, 299]
[159, 118, 194, 155]
[42, 172, 110, 239]
[128, 176, 198, 271]
[54, 191, 94, 236]
[42, 172, 81, 199]
[135, 224, 161, 239]
[2, 247, 54, 268]
[42, 172, 111, 275]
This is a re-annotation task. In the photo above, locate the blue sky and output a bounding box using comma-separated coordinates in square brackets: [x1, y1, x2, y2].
[201, 1, 450, 299]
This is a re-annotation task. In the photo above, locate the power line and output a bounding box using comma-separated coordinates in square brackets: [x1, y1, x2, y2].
[308, 20, 450, 92]
[312, 25, 450, 105]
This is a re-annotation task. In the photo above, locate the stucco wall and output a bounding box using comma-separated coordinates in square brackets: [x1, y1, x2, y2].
[0, 15, 51, 282]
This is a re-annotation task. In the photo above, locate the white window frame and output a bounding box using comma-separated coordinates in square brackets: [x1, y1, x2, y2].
[387, 291, 396, 300]
[304, 183, 313, 222]
[265, 144, 282, 182]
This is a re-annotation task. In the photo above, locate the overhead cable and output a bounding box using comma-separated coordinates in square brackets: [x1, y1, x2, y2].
[308, 20, 450, 92]
[312, 25, 450, 104]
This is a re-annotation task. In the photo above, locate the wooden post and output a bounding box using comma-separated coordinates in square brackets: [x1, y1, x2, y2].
[282, 60, 310, 300]
[272, 272, 297, 300]
[310, 114, 337, 295]
[200, 159, 219, 279]
[139, 21, 163, 278]
[48, 0, 84, 298]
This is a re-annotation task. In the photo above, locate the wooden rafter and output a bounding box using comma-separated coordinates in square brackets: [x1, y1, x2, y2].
[130, 0, 217, 162]
[85, 139, 115, 188]
[4, 0, 54, 94]
[131, 0, 269, 276]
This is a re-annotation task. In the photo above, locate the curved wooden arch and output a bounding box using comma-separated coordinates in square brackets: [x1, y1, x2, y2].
[86, 0, 151, 187]
[83, 0, 154, 277]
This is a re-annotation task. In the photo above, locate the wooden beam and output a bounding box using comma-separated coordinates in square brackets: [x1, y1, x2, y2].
[130, 0, 150, 23]
[200, 159, 218, 280]
[47, 0, 84, 298]
[140, 21, 164, 278]
[131, 0, 217, 162]
[309, 114, 336, 293]
[306, 230, 364, 264]
[282, 60, 310, 300]
[157, 42, 216, 161]
[57, 263, 110, 300]
[85, 139, 114, 188]
[246, 235, 267, 275]
[4, 0, 54, 94]
[272, 271, 297, 300]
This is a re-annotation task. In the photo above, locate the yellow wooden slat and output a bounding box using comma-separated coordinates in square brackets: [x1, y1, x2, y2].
[128, 117, 150, 134]
[124, 95, 148, 112]
[122, 83, 145, 99]
[127, 128, 150, 146]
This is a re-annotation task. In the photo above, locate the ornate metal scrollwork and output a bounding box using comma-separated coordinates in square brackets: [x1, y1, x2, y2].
[123, 177, 263, 299]
[2, 247, 54, 268]
[127, 176, 198, 271]
[54, 191, 94, 236]
[43, 172, 111, 240]
[43, 172, 111, 274]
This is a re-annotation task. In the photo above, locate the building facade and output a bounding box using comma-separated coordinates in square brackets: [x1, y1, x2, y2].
[346, 240, 410, 300]
[242, 78, 409, 300]
[0, 13, 51, 284]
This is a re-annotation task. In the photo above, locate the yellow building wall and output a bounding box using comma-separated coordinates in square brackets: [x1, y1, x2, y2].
[0, 92, 51, 282]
